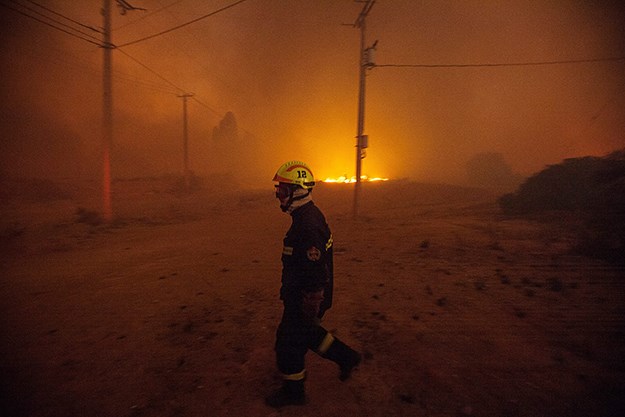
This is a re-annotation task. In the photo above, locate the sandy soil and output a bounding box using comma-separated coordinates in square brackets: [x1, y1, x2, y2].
[1, 178, 624, 417]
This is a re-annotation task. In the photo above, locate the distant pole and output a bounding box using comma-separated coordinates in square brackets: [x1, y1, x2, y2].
[102, 0, 113, 222]
[179, 93, 194, 189]
[353, 0, 375, 218]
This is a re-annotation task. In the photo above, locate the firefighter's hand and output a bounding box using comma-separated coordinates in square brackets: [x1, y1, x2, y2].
[301, 290, 324, 322]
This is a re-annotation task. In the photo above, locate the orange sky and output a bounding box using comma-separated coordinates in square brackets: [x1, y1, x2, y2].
[1, 0, 624, 185]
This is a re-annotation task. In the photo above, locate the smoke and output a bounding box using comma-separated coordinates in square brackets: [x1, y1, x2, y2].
[1, 1, 624, 185]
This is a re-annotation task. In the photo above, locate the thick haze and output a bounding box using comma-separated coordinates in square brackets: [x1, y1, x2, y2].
[1, 0, 624, 186]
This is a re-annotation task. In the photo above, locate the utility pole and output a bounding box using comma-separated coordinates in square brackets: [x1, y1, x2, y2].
[178, 93, 194, 189]
[353, 0, 376, 218]
[101, 0, 144, 222]
[102, 0, 113, 222]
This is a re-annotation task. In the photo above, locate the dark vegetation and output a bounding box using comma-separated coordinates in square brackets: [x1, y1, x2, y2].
[499, 149, 625, 263]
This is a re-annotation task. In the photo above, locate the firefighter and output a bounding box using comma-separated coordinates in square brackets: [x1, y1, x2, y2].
[266, 160, 361, 408]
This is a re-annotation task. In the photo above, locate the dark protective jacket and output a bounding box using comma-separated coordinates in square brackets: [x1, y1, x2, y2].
[280, 201, 333, 315]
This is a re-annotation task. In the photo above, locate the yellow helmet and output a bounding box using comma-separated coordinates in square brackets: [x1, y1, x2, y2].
[272, 160, 315, 189]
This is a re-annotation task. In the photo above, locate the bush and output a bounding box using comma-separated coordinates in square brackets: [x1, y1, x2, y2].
[75, 208, 103, 226]
[498, 149, 625, 262]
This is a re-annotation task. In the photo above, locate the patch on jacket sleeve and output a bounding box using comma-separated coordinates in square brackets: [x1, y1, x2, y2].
[306, 246, 321, 261]
[325, 234, 333, 250]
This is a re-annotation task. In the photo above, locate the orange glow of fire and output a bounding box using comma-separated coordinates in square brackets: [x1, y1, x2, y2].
[322, 175, 389, 184]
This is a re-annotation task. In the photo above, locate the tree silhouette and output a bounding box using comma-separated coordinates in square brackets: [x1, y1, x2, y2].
[212, 111, 238, 144]
[466, 152, 522, 190]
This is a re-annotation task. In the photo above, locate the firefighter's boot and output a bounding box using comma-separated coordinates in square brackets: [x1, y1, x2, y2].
[265, 379, 306, 408]
[320, 335, 362, 381]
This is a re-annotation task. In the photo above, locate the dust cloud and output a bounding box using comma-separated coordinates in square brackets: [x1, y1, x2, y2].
[1, 0, 624, 187]
[2, 3, 625, 416]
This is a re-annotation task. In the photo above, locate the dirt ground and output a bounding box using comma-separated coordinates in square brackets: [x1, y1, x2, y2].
[1, 177, 624, 417]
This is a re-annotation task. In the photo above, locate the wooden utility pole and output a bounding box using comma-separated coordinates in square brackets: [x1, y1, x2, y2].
[102, 0, 113, 222]
[101, 0, 144, 221]
[353, 0, 376, 218]
[179, 93, 194, 189]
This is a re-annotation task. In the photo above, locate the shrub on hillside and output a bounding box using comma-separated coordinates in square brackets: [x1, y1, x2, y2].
[498, 149, 625, 262]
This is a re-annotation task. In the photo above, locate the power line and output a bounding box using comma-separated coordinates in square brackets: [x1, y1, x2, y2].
[113, 70, 182, 96]
[0, 1, 104, 47]
[150, 1, 254, 110]
[7, 27, 177, 97]
[117, 49, 228, 117]
[375, 56, 625, 69]
[6, 0, 102, 43]
[5, 0, 228, 117]
[116, 0, 249, 48]
[114, 0, 184, 31]
[116, 48, 187, 94]
[117, 0, 146, 14]
[191, 96, 224, 118]
[22, 0, 101, 34]
[4, 1, 180, 96]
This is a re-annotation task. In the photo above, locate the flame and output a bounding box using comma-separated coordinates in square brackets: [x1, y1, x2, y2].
[322, 175, 389, 184]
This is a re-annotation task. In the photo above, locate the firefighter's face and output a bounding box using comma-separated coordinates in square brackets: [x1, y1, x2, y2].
[275, 182, 295, 212]
[275, 183, 291, 201]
